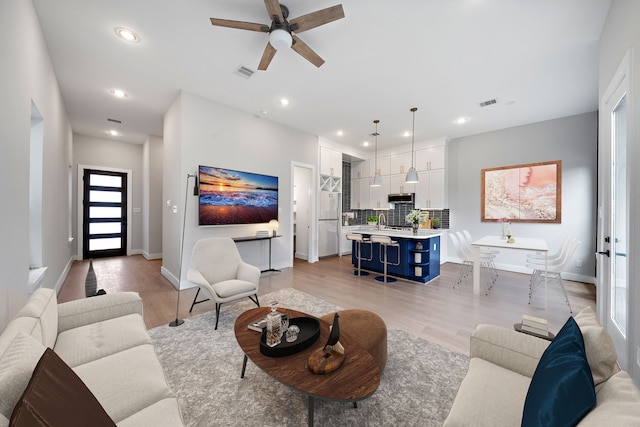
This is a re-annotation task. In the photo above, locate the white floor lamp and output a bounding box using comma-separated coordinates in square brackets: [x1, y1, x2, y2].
[169, 172, 198, 327]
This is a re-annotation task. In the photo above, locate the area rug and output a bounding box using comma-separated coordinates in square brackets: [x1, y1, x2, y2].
[149, 288, 468, 426]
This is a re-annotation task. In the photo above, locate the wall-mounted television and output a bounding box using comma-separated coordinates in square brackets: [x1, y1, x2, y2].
[198, 165, 278, 226]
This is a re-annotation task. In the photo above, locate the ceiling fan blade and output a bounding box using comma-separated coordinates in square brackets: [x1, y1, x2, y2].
[258, 43, 277, 71]
[291, 35, 325, 68]
[210, 18, 269, 32]
[264, 0, 284, 23]
[290, 5, 345, 33]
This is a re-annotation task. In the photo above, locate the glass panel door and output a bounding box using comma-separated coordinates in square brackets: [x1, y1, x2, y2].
[83, 169, 127, 259]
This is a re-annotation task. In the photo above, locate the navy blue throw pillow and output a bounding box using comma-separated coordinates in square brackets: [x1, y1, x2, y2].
[522, 316, 596, 427]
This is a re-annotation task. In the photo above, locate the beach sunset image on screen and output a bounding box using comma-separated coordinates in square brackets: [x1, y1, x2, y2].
[198, 165, 278, 226]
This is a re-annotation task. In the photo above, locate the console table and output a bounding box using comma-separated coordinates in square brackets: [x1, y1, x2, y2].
[233, 235, 282, 273]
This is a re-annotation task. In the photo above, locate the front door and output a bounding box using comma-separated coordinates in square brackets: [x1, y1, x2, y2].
[598, 50, 632, 370]
[82, 169, 128, 259]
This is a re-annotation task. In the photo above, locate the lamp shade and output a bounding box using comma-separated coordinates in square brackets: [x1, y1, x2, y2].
[268, 219, 279, 229]
[371, 173, 382, 187]
[269, 29, 292, 51]
[405, 167, 419, 184]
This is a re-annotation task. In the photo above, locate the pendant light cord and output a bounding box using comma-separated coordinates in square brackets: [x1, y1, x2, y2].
[410, 107, 417, 168]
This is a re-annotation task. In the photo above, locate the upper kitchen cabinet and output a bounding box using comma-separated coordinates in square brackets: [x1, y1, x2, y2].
[415, 145, 445, 171]
[389, 152, 413, 175]
[389, 174, 415, 195]
[320, 146, 343, 177]
[320, 146, 342, 192]
[369, 155, 390, 177]
[351, 159, 370, 180]
[414, 169, 445, 209]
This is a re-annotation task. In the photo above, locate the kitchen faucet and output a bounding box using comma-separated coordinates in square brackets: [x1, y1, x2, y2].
[378, 213, 386, 230]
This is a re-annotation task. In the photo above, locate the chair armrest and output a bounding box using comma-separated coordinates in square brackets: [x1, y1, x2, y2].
[470, 324, 550, 378]
[237, 262, 261, 285]
[57, 292, 143, 333]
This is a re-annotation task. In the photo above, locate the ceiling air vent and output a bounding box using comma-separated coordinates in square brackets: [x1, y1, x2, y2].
[234, 65, 255, 79]
[479, 99, 497, 108]
[107, 118, 122, 124]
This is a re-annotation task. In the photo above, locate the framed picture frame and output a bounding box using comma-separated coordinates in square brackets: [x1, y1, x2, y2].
[481, 160, 561, 223]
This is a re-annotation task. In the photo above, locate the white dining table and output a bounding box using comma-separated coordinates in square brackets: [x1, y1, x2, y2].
[471, 235, 549, 306]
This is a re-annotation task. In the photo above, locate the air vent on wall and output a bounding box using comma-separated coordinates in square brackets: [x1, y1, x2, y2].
[479, 99, 497, 107]
[234, 65, 255, 79]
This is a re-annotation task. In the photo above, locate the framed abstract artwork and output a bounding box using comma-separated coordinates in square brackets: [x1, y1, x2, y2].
[481, 160, 561, 223]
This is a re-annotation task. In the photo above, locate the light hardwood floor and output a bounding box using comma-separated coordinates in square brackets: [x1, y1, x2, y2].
[58, 254, 596, 355]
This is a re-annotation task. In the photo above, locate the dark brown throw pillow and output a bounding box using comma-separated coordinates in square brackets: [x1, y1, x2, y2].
[10, 348, 115, 427]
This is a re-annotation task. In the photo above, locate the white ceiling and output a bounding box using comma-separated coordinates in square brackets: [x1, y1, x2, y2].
[32, 0, 611, 152]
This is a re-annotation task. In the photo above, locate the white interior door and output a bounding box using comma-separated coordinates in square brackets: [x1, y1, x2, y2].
[598, 50, 632, 370]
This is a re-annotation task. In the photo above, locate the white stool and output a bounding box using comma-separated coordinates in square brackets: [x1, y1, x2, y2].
[346, 233, 372, 276]
[370, 235, 400, 283]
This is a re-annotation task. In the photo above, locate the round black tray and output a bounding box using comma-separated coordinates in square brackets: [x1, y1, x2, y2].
[260, 317, 321, 357]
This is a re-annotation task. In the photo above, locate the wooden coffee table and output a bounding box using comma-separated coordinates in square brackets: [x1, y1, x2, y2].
[235, 307, 381, 426]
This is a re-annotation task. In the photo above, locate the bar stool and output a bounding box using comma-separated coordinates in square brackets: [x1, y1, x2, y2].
[346, 233, 371, 276]
[370, 235, 400, 283]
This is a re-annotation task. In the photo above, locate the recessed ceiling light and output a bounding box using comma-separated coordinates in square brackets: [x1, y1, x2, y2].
[402, 131, 412, 137]
[279, 98, 290, 106]
[105, 130, 120, 136]
[454, 117, 468, 125]
[110, 89, 128, 98]
[114, 27, 140, 43]
[362, 141, 369, 147]
[336, 130, 344, 137]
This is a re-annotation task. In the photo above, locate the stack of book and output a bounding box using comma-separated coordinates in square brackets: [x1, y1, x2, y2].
[521, 314, 549, 336]
[248, 316, 268, 332]
[255, 230, 270, 238]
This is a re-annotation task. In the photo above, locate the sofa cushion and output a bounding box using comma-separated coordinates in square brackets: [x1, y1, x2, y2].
[0, 333, 46, 420]
[522, 317, 595, 427]
[579, 370, 640, 426]
[10, 348, 115, 426]
[211, 279, 256, 298]
[574, 306, 619, 385]
[72, 344, 176, 424]
[54, 313, 152, 368]
[116, 398, 184, 427]
[443, 357, 532, 426]
[0, 318, 40, 357]
[15, 288, 58, 349]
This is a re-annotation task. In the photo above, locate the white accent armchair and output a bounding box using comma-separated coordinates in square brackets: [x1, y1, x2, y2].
[187, 237, 261, 329]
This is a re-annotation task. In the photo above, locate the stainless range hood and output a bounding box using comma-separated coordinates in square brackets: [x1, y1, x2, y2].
[388, 193, 414, 203]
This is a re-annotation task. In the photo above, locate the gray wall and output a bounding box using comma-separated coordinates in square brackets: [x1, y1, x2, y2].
[0, 0, 74, 329]
[448, 112, 598, 282]
[598, 0, 640, 385]
[142, 136, 163, 259]
[73, 133, 145, 255]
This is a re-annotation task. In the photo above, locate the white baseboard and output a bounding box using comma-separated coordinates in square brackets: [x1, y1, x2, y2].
[142, 251, 162, 260]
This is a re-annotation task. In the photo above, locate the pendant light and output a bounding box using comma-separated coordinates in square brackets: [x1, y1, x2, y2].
[405, 107, 419, 184]
[371, 119, 382, 187]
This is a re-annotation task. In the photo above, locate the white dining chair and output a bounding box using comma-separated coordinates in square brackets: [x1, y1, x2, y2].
[450, 232, 496, 294]
[526, 239, 581, 313]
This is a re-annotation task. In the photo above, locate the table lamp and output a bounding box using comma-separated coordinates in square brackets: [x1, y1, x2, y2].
[268, 219, 279, 237]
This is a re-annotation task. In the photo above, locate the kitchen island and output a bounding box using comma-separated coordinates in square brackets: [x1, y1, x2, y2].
[349, 227, 442, 283]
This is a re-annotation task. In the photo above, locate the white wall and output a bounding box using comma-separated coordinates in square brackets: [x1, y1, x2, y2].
[142, 135, 163, 259]
[162, 91, 318, 289]
[598, 0, 640, 386]
[73, 134, 144, 255]
[0, 0, 74, 329]
[447, 112, 598, 283]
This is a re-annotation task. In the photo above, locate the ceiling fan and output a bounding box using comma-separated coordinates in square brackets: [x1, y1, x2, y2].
[210, 0, 345, 70]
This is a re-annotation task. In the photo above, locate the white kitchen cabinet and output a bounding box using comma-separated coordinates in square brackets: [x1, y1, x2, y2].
[351, 159, 369, 180]
[414, 169, 445, 208]
[415, 145, 445, 171]
[369, 155, 390, 177]
[350, 178, 371, 210]
[370, 175, 390, 209]
[389, 152, 413, 175]
[320, 146, 342, 177]
[389, 174, 415, 195]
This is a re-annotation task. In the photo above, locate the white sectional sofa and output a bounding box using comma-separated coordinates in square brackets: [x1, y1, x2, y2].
[0, 288, 184, 426]
[444, 306, 640, 426]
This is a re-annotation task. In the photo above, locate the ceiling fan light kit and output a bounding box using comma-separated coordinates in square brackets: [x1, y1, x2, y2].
[269, 28, 292, 50]
[210, 1, 345, 70]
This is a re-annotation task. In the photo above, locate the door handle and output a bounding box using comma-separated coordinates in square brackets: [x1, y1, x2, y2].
[597, 250, 610, 257]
